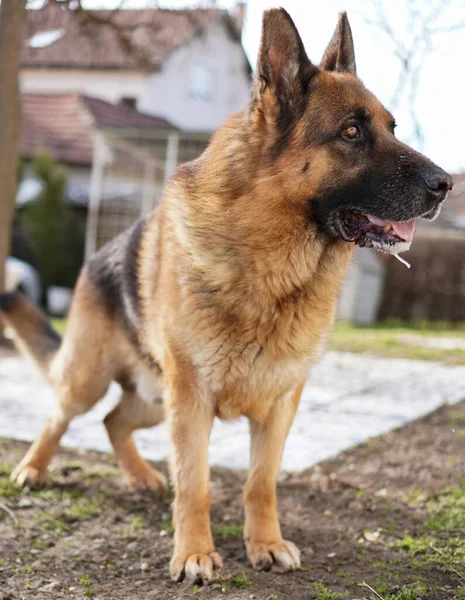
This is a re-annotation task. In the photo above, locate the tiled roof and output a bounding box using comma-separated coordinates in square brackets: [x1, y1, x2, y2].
[21, 93, 175, 166]
[81, 96, 173, 129]
[22, 4, 230, 70]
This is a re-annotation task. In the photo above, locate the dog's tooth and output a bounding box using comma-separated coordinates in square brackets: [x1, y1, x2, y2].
[384, 224, 392, 231]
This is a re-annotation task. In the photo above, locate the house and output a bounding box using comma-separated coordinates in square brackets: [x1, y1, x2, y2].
[14, 93, 179, 266]
[20, 92, 175, 171]
[17, 3, 251, 260]
[20, 2, 251, 132]
[17, 93, 196, 254]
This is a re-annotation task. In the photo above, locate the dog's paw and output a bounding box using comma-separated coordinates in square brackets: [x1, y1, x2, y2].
[11, 464, 48, 488]
[170, 552, 223, 585]
[125, 465, 167, 492]
[247, 539, 301, 572]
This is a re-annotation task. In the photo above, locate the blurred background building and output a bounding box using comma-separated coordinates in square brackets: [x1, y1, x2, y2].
[14, 1, 250, 275]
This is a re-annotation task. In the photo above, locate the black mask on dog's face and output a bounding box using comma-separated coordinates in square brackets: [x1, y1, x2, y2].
[251, 9, 453, 255]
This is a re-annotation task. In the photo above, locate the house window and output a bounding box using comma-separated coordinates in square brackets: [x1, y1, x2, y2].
[189, 63, 214, 102]
[28, 29, 65, 49]
[120, 97, 137, 110]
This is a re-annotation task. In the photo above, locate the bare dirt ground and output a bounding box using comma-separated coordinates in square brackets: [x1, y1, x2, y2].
[0, 401, 464, 600]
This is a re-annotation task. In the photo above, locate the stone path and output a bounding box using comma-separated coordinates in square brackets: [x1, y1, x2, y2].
[1, 352, 465, 472]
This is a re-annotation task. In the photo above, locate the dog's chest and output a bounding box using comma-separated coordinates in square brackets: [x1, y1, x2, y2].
[188, 314, 328, 421]
[174, 242, 351, 420]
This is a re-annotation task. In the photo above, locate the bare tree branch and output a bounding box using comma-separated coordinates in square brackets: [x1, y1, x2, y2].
[357, 0, 464, 148]
[428, 21, 465, 33]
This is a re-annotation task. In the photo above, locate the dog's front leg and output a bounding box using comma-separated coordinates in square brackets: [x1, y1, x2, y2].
[244, 383, 304, 572]
[166, 364, 222, 585]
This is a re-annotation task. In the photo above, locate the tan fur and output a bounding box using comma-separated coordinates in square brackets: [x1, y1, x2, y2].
[0, 293, 60, 377]
[10, 272, 167, 490]
[2, 9, 401, 585]
[244, 383, 304, 570]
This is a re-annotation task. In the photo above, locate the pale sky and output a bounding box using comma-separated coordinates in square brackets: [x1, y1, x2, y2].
[77, 0, 465, 174]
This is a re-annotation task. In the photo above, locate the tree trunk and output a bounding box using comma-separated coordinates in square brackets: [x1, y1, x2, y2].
[0, 0, 26, 337]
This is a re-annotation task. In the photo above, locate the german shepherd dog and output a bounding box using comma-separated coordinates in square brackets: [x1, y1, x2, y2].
[0, 9, 452, 584]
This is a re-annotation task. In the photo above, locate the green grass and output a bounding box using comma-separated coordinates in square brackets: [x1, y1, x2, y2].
[51, 318, 67, 335]
[212, 523, 244, 537]
[314, 582, 348, 599]
[52, 318, 465, 363]
[31, 537, 52, 551]
[360, 582, 429, 600]
[449, 411, 465, 424]
[230, 573, 251, 588]
[366, 482, 465, 600]
[33, 488, 61, 502]
[394, 535, 437, 556]
[159, 518, 174, 535]
[330, 322, 465, 363]
[80, 574, 93, 597]
[387, 584, 428, 600]
[342, 319, 465, 333]
[34, 511, 69, 534]
[0, 463, 12, 477]
[0, 479, 21, 500]
[120, 514, 146, 538]
[0, 464, 22, 500]
[64, 495, 102, 521]
[392, 484, 465, 578]
[425, 486, 465, 533]
[335, 571, 349, 579]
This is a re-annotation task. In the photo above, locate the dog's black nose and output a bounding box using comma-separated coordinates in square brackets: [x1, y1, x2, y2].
[423, 167, 453, 198]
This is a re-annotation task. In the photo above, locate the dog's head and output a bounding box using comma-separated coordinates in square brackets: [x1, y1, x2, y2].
[250, 9, 452, 255]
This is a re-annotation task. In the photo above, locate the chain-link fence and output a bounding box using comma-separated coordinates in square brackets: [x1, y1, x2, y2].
[85, 129, 210, 258]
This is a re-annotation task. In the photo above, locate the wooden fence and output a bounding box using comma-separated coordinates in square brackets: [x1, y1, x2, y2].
[378, 229, 465, 323]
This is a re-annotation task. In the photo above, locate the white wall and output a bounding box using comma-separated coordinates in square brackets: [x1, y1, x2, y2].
[337, 261, 360, 322]
[337, 250, 385, 324]
[138, 21, 251, 131]
[20, 68, 148, 104]
[20, 22, 251, 132]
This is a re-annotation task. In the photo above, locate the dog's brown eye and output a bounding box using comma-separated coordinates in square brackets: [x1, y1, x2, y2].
[342, 125, 360, 140]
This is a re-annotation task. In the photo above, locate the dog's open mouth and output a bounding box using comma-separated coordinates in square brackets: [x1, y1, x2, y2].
[335, 210, 416, 254]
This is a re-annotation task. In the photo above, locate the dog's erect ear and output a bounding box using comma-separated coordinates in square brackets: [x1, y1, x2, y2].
[253, 8, 316, 124]
[320, 11, 356, 75]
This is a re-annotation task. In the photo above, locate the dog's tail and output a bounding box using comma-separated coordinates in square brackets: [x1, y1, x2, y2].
[0, 291, 61, 377]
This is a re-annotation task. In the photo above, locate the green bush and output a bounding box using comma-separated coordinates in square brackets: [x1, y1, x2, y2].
[20, 150, 84, 291]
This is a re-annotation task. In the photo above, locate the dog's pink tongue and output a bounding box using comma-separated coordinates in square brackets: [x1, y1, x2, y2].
[367, 216, 416, 243]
